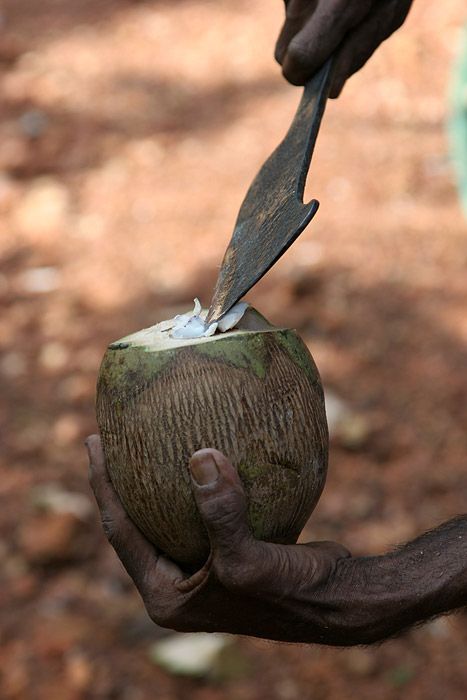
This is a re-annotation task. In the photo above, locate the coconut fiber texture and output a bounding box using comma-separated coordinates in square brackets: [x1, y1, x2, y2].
[96, 325, 328, 568]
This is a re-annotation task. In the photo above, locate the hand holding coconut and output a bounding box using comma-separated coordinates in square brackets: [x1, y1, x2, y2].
[88, 436, 467, 644]
[87, 434, 351, 642]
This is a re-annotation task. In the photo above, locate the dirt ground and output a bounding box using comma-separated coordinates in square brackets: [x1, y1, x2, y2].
[1, 0, 467, 698]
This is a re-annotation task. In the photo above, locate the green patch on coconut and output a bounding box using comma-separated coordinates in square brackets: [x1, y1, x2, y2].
[195, 333, 270, 379]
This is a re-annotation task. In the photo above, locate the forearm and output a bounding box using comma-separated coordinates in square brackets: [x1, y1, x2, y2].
[303, 515, 467, 645]
[198, 517, 467, 645]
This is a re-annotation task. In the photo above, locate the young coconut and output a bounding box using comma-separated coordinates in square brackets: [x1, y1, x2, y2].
[96, 302, 328, 569]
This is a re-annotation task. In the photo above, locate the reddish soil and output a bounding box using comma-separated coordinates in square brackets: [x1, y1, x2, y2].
[1, 1, 466, 698]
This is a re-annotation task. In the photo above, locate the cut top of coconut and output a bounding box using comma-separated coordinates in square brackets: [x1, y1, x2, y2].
[169, 299, 250, 340]
[114, 302, 275, 352]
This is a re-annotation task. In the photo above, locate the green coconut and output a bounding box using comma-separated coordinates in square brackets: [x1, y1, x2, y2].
[96, 305, 328, 569]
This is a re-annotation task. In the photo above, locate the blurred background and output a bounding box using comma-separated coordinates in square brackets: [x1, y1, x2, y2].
[1, 0, 467, 698]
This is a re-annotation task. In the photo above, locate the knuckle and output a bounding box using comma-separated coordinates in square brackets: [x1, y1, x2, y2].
[209, 506, 240, 534]
[302, 553, 320, 584]
[286, 39, 312, 69]
[100, 515, 116, 542]
[100, 513, 124, 545]
[201, 491, 246, 532]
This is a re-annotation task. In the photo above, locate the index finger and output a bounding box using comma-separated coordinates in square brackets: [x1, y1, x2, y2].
[275, 0, 318, 65]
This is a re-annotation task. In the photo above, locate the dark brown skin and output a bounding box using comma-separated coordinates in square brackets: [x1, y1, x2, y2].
[87, 435, 467, 645]
[276, 0, 414, 96]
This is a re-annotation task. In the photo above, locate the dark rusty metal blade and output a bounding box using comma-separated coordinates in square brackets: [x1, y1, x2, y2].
[206, 57, 334, 324]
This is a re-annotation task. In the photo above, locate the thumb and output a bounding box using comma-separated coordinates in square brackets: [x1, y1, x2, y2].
[189, 449, 254, 570]
[189, 450, 350, 598]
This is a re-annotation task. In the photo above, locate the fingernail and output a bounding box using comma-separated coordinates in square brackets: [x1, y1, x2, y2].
[190, 453, 219, 486]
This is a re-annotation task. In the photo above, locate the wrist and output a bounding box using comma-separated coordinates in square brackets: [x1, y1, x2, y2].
[323, 554, 419, 644]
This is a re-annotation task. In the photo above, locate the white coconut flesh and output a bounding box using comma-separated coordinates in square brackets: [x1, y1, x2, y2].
[169, 299, 249, 339]
[120, 300, 273, 352]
